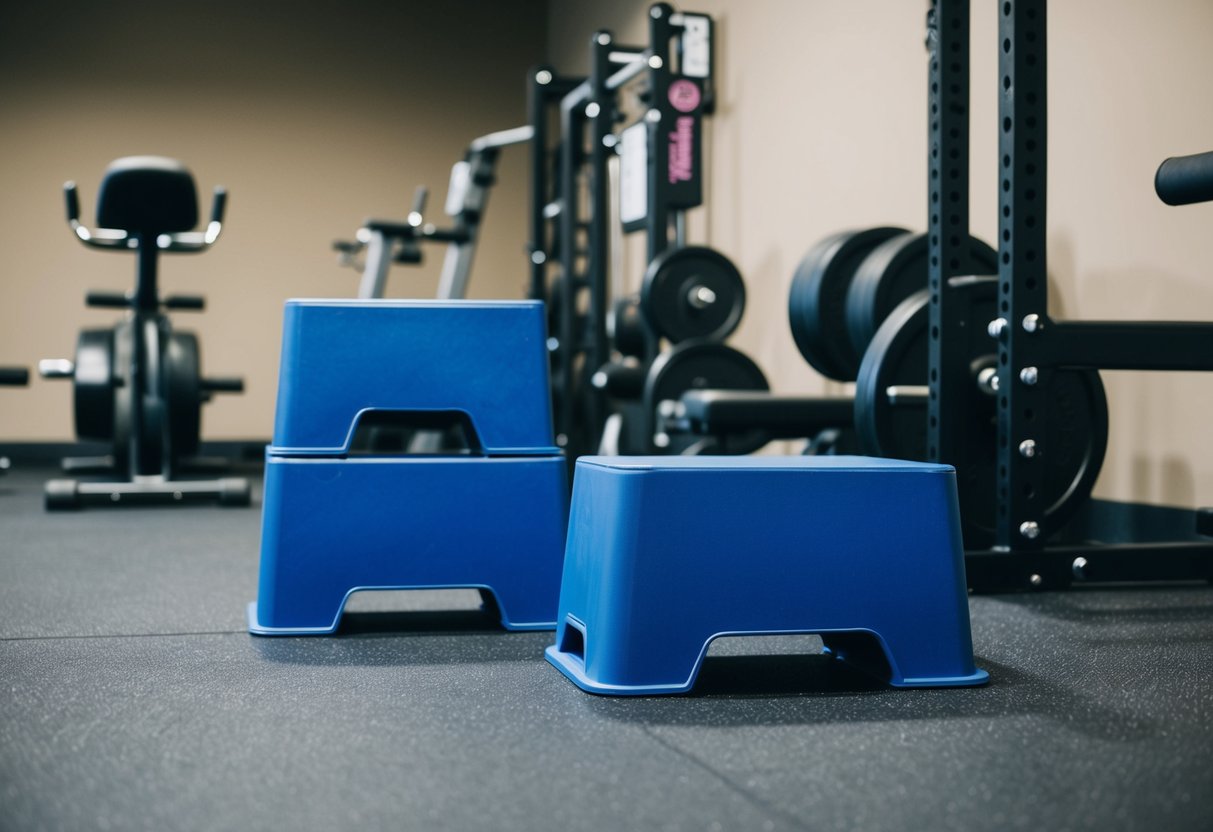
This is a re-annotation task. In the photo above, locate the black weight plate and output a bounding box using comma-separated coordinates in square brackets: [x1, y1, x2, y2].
[641, 246, 746, 344]
[110, 322, 134, 475]
[844, 232, 998, 362]
[72, 328, 116, 442]
[852, 289, 930, 463]
[643, 339, 769, 454]
[612, 295, 647, 358]
[854, 276, 1108, 548]
[787, 226, 908, 382]
[165, 330, 203, 460]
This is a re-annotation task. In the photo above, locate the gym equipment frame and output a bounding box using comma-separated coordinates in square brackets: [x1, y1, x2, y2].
[930, 0, 1213, 590]
[336, 125, 536, 301]
[545, 4, 742, 460]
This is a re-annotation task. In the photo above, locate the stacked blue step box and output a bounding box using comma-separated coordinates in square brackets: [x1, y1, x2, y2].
[248, 300, 569, 635]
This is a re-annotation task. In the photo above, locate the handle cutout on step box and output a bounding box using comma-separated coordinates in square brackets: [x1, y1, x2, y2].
[347, 409, 484, 456]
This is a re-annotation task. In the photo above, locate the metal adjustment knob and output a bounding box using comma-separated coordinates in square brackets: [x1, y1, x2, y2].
[988, 318, 1009, 338]
[687, 285, 716, 309]
[1018, 439, 1037, 458]
[976, 367, 1000, 395]
[1019, 520, 1040, 539]
[39, 359, 75, 379]
[1019, 366, 1039, 385]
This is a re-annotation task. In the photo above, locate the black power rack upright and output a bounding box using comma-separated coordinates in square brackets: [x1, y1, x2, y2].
[929, 0, 1213, 590]
[533, 4, 715, 462]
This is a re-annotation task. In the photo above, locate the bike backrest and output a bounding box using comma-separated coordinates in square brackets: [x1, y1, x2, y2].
[96, 156, 198, 234]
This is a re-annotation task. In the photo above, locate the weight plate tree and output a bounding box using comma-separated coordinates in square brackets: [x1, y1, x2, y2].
[787, 226, 907, 381]
[644, 339, 768, 454]
[854, 276, 1108, 549]
[844, 231, 997, 365]
[641, 246, 746, 344]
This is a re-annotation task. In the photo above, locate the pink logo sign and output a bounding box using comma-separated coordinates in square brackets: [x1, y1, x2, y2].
[668, 79, 701, 113]
[668, 116, 695, 183]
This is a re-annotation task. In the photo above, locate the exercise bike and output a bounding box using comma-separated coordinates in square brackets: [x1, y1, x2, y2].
[40, 156, 250, 509]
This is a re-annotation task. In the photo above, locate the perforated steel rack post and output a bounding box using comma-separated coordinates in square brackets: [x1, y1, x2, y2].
[552, 31, 648, 458]
[528, 66, 586, 463]
[556, 70, 591, 456]
[642, 5, 710, 272]
[995, 0, 1048, 554]
[926, 0, 975, 493]
[527, 66, 581, 304]
[526, 67, 550, 304]
[583, 31, 621, 452]
[626, 4, 713, 447]
[545, 4, 713, 461]
[644, 4, 675, 269]
[964, 0, 1213, 591]
[609, 3, 713, 367]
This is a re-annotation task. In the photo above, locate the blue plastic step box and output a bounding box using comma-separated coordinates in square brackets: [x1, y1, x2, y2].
[248, 300, 569, 635]
[545, 456, 988, 695]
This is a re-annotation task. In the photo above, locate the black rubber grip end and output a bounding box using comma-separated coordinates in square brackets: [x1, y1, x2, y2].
[1155, 151, 1213, 206]
[0, 367, 29, 386]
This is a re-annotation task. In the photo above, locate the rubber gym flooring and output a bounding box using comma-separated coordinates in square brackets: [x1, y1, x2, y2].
[1, 463, 1211, 832]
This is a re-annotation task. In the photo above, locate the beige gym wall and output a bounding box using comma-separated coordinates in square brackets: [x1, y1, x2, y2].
[0, 0, 546, 442]
[547, 0, 1213, 508]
